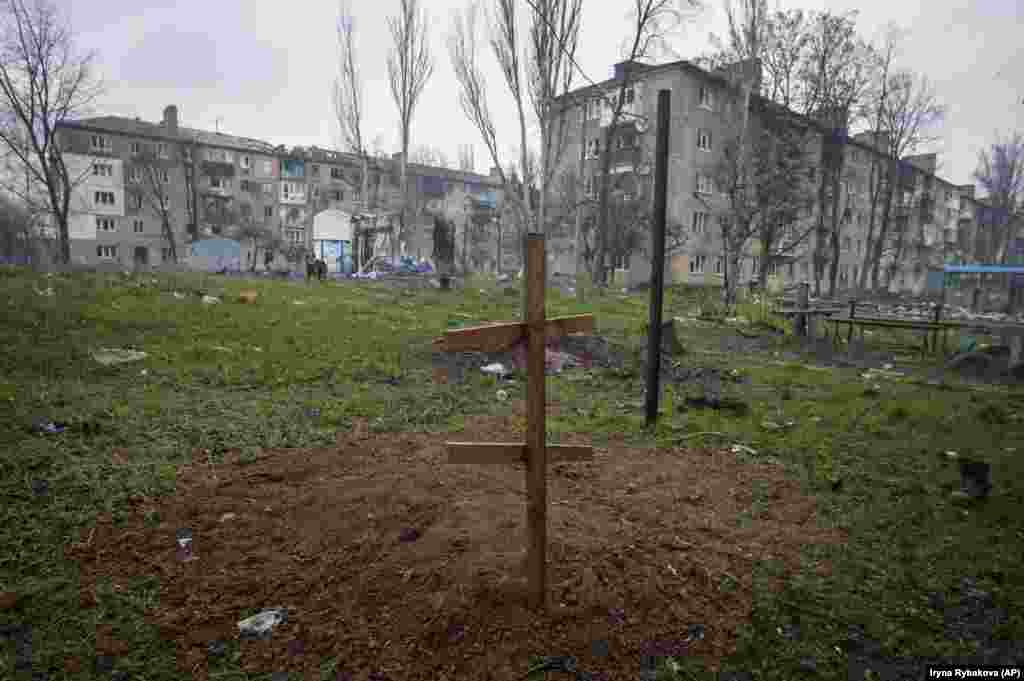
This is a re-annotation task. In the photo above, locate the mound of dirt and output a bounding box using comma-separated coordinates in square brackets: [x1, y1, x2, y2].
[67, 413, 845, 681]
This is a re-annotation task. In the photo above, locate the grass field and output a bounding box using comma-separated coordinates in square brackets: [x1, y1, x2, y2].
[1, 266, 1022, 680]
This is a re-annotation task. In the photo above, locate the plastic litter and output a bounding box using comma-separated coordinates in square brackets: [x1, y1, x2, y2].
[238, 608, 288, 640]
[173, 292, 186, 299]
[496, 389, 509, 402]
[92, 348, 148, 366]
[730, 444, 758, 456]
[399, 527, 421, 543]
[30, 419, 66, 435]
[175, 528, 197, 562]
[481, 363, 510, 377]
[201, 295, 221, 305]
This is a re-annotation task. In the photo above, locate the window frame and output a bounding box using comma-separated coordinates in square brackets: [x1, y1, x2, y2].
[698, 85, 714, 110]
[697, 129, 712, 152]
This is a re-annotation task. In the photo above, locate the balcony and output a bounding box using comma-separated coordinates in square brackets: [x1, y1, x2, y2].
[202, 184, 233, 198]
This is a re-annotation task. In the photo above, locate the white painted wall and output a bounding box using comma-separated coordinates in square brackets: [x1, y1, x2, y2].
[313, 209, 353, 241]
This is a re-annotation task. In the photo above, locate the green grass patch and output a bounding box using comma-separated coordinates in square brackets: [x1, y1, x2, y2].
[2, 269, 1023, 680]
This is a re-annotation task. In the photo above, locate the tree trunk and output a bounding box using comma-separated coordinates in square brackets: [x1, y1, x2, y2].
[858, 159, 881, 290]
[462, 211, 468, 274]
[870, 162, 897, 291]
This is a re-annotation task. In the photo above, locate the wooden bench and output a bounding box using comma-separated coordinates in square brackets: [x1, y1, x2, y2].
[824, 316, 952, 355]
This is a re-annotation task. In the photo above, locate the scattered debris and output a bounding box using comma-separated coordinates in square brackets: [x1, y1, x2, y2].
[944, 451, 959, 460]
[173, 292, 186, 299]
[92, 348, 147, 366]
[201, 295, 221, 305]
[398, 527, 421, 543]
[761, 419, 796, 431]
[30, 419, 66, 435]
[287, 638, 305, 656]
[496, 389, 509, 402]
[797, 657, 818, 673]
[207, 639, 227, 658]
[683, 395, 749, 416]
[30, 479, 48, 497]
[958, 460, 992, 499]
[730, 444, 758, 456]
[238, 290, 259, 304]
[292, 300, 306, 306]
[238, 608, 288, 640]
[212, 346, 232, 353]
[481, 363, 511, 377]
[0, 592, 18, 611]
[219, 513, 237, 522]
[175, 528, 197, 562]
[34, 286, 54, 297]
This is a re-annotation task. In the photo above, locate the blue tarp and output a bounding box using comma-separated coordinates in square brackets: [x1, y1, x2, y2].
[0, 256, 32, 266]
[190, 238, 242, 273]
[477, 190, 497, 210]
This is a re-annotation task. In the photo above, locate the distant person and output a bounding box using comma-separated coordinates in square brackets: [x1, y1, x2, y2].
[317, 259, 327, 281]
[305, 254, 316, 281]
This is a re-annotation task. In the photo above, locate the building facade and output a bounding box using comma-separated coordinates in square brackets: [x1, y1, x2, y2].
[55, 106, 504, 269]
[554, 59, 984, 296]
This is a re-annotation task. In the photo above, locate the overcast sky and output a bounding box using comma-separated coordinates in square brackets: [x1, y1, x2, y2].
[62, 0, 1021, 188]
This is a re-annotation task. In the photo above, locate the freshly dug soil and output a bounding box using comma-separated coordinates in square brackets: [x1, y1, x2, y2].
[67, 409, 845, 681]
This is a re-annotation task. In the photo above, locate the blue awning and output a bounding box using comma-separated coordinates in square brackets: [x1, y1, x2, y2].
[943, 265, 1024, 273]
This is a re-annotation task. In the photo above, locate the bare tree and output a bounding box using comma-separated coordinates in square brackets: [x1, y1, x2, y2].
[125, 146, 182, 262]
[974, 131, 1024, 310]
[863, 67, 945, 291]
[387, 0, 434, 259]
[457, 143, 475, 172]
[334, 0, 370, 213]
[855, 27, 899, 291]
[526, 0, 583, 243]
[0, 190, 41, 261]
[751, 102, 817, 286]
[973, 131, 1023, 263]
[234, 223, 276, 272]
[590, 0, 699, 288]
[759, 8, 810, 110]
[797, 9, 874, 296]
[448, 0, 531, 265]
[703, 0, 767, 309]
[0, 0, 103, 264]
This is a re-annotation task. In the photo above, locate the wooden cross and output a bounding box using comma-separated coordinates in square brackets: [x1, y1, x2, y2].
[438, 233, 595, 610]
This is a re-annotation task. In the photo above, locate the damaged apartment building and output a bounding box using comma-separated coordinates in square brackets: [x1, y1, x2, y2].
[54, 106, 503, 270]
[553, 59, 992, 298]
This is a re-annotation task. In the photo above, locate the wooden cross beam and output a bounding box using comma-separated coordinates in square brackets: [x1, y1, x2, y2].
[440, 233, 595, 610]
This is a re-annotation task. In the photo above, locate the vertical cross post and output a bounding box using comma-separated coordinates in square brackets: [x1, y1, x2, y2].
[524, 233, 548, 607]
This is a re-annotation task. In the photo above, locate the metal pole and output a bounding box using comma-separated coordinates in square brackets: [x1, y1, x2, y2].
[645, 90, 671, 428]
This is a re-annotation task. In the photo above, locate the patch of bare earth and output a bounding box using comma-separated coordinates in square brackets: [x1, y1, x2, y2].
[67, 412, 846, 681]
